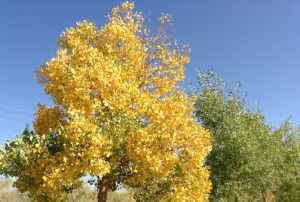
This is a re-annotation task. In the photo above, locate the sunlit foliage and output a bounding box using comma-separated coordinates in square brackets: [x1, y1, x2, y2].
[0, 2, 211, 202]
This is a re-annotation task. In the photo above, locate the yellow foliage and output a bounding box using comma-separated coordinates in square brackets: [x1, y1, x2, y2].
[34, 105, 63, 135]
[15, 1, 212, 201]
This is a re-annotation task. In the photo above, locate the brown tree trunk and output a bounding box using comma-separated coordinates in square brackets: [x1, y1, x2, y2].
[97, 178, 111, 202]
[261, 191, 267, 202]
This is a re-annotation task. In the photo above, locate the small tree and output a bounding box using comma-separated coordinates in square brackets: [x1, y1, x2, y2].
[0, 2, 211, 202]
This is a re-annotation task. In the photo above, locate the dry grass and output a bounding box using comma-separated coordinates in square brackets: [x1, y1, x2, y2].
[0, 178, 135, 202]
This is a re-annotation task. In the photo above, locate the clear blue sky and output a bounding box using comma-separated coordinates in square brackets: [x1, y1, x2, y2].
[1, 0, 300, 143]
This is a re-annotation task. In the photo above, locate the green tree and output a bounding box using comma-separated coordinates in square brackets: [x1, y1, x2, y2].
[273, 122, 300, 202]
[194, 70, 300, 202]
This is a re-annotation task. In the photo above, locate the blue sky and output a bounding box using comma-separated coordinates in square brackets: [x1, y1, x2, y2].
[0, 0, 299, 143]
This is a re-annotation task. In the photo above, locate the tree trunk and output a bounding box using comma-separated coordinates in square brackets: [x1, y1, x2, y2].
[97, 178, 111, 202]
[261, 191, 267, 202]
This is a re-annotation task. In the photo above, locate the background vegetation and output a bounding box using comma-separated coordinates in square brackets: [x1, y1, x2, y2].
[194, 71, 300, 202]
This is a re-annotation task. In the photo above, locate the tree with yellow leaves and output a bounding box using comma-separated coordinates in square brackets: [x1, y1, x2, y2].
[0, 2, 211, 202]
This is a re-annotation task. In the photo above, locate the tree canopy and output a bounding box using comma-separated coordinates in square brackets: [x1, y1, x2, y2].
[0, 2, 211, 202]
[194, 70, 300, 202]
